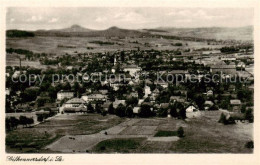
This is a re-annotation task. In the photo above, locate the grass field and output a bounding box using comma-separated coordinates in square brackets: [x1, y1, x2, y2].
[90, 111, 253, 153]
[92, 138, 145, 153]
[6, 114, 125, 153]
[6, 111, 253, 153]
[6, 36, 227, 56]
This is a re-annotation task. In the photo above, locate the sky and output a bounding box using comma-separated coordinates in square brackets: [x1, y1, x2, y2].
[6, 7, 254, 30]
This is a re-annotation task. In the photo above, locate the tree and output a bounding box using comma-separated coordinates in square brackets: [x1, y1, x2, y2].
[194, 95, 205, 110]
[27, 117, 34, 126]
[179, 108, 186, 120]
[37, 115, 44, 122]
[139, 104, 153, 118]
[177, 127, 184, 137]
[170, 105, 178, 118]
[115, 104, 126, 117]
[126, 97, 138, 106]
[157, 108, 168, 117]
[245, 108, 254, 123]
[108, 103, 115, 114]
[10, 117, 19, 130]
[37, 98, 45, 107]
[19, 116, 28, 128]
[125, 107, 134, 118]
[6, 118, 11, 131]
[87, 103, 94, 113]
[95, 103, 102, 113]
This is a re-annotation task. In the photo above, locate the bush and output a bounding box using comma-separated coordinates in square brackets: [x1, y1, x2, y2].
[108, 103, 115, 114]
[245, 141, 254, 149]
[157, 108, 168, 117]
[218, 113, 235, 125]
[177, 127, 184, 138]
[101, 110, 107, 116]
[37, 115, 44, 122]
[154, 131, 177, 137]
[115, 104, 126, 117]
[139, 104, 153, 118]
[125, 107, 134, 118]
[245, 108, 254, 123]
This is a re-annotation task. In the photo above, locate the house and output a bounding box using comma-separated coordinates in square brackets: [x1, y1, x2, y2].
[129, 92, 138, 98]
[113, 100, 126, 108]
[160, 103, 170, 109]
[36, 109, 50, 115]
[204, 101, 214, 110]
[144, 86, 151, 97]
[99, 90, 108, 95]
[133, 107, 141, 114]
[230, 99, 242, 112]
[62, 98, 87, 113]
[228, 85, 236, 92]
[237, 62, 246, 69]
[210, 64, 236, 74]
[6, 88, 10, 95]
[154, 80, 168, 88]
[170, 96, 185, 103]
[202, 50, 221, 55]
[138, 99, 144, 105]
[81, 93, 107, 102]
[102, 101, 112, 111]
[123, 65, 141, 76]
[207, 90, 213, 97]
[57, 90, 74, 101]
[186, 104, 198, 113]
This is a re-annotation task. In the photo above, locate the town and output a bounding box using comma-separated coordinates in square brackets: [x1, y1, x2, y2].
[5, 25, 254, 153]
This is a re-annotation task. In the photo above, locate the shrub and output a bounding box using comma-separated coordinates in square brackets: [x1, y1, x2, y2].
[125, 107, 134, 118]
[177, 127, 184, 138]
[108, 103, 115, 114]
[115, 104, 126, 117]
[245, 141, 254, 149]
[139, 104, 153, 118]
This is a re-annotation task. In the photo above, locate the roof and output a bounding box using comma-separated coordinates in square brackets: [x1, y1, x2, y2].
[168, 70, 189, 74]
[230, 99, 241, 105]
[58, 90, 74, 93]
[124, 65, 141, 69]
[211, 65, 236, 69]
[66, 98, 86, 104]
[204, 101, 214, 105]
[88, 94, 107, 99]
[161, 103, 170, 109]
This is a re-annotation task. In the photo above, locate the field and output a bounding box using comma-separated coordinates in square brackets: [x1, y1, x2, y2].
[9, 111, 251, 153]
[6, 36, 227, 56]
[6, 114, 125, 153]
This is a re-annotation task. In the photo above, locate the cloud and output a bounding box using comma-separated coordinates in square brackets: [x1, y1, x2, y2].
[95, 16, 107, 22]
[49, 17, 59, 23]
[26, 15, 43, 22]
[167, 9, 225, 21]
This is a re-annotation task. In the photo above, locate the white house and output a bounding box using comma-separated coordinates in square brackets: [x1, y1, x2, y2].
[186, 105, 197, 113]
[57, 90, 74, 101]
[123, 65, 141, 76]
[144, 86, 151, 97]
[62, 98, 87, 113]
[81, 93, 107, 102]
[133, 107, 141, 114]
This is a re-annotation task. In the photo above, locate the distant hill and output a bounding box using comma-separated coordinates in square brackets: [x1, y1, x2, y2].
[146, 26, 253, 41]
[6, 30, 35, 38]
[6, 25, 253, 42]
[34, 25, 150, 38]
[53, 24, 94, 33]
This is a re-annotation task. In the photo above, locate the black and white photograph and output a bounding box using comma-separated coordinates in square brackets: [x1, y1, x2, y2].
[2, 1, 259, 163]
